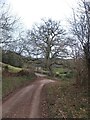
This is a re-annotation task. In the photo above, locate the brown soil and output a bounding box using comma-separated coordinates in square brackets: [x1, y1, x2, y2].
[2, 77, 55, 118]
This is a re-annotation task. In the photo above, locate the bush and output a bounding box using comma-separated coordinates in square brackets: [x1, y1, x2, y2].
[55, 70, 73, 80]
[4, 65, 9, 72]
[17, 69, 35, 77]
[65, 71, 73, 78]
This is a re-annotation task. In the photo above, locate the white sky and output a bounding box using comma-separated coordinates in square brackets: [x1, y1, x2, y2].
[7, 0, 79, 29]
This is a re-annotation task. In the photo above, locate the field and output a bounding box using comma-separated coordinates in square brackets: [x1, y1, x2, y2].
[41, 79, 88, 118]
[53, 67, 74, 80]
[2, 63, 36, 98]
[1, 62, 22, 73]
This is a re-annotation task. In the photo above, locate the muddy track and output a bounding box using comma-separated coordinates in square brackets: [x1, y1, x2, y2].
[2, 79, 55, 118]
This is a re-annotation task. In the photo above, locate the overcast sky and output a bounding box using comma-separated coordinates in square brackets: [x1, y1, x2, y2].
[7, 0, 79, 29]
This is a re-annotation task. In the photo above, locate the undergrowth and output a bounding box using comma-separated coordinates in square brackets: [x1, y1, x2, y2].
[41, 79, 88, 118]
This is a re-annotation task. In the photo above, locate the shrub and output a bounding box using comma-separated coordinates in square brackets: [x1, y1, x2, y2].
[4, 65, 9, 72]
[65, 71, 73, 78]
[17, 69, 35, 77]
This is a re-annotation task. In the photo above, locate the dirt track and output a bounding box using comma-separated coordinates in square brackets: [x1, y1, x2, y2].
[2, 79, 55, 118]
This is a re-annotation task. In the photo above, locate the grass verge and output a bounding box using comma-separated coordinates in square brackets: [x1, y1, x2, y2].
[2, 73, 36, 98]
[2, 63, 36, 98]
[41, 79, 88, 118]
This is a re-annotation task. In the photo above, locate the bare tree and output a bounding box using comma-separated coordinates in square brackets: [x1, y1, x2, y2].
[69, 0, 90, 84]
[0, 2, 20, 50]
[27, 19, 67, 75]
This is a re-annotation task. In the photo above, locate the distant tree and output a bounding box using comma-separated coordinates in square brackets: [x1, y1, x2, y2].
[27, 19, 67, 75]
[15, 31, 31, 56]
[2, 50, 24, 67]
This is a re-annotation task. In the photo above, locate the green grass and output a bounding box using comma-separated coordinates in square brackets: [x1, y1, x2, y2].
[1, 62, 22, 73]
[2, 74, 36, 98]
[2, 62, 36, 98]
[53, 67, 74, 79]
[7, 65, 22, 73]
[53, 68, 68, 73]
[41, 79, 88, 118]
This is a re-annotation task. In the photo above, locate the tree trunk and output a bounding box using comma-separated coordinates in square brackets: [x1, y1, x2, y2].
[87, 58, 90, 85]
[48, 65, 53, 76]
[83, 41, 90, 85]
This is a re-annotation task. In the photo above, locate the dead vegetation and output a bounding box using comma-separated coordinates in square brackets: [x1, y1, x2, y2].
[41, 80, 88, 118]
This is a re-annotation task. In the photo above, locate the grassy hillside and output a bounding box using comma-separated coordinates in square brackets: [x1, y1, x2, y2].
[2, 62, 36, 98]
[1, 63, 22, 73]
[2, 50, 25, 68]
[1, 62, 22, 73]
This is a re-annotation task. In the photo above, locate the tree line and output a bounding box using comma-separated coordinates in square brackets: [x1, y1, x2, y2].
[0, 0, 90, 85]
